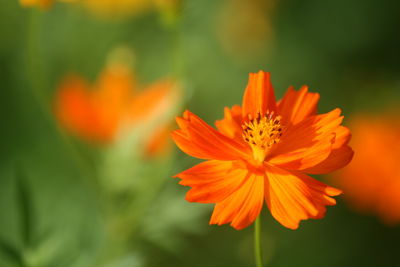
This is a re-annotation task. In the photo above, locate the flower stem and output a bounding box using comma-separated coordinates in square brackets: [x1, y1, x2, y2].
[254, 215, 264, 267]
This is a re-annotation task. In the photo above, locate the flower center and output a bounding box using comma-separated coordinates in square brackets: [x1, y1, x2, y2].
[242, 112, 282, 162]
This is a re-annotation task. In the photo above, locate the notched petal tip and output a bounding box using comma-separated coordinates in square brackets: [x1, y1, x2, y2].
[209, 172, 264, 230]
[277, 85, 320, 125]
[176, 160, 252, 206]
[270, 106, 350, 172]
[172, 110, 249, 160]
[325, 186, 343, 196]
[182, 110, 191, 119]
[242, 70, 277, 119]
[265, 165, 341, 230]
[304, 145, 354, 174]
[215, 105, 244, 141]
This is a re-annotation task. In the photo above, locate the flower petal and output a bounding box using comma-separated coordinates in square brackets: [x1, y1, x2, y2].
[92, 64, 135, 130]
[265, 165, 341, 229]
[144, 126, 172, 157]
[268, 109, 344, 170]
[176, 160, 248, 203]
[303, 145, 354, 174]
[303, 126, 353, 174]
[55, 75, 109, 142]
[128, 79, 178, 123]
[215, 105, 244, 142]
[209, 172, 264, 230]
[242, 71, 277, 119]
[172, 111, 250, 160]
[332, 126, 352, 149]
[277, 86, 320, 125]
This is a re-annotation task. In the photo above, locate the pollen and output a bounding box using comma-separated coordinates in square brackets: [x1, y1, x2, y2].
[242, 112, 282, 162]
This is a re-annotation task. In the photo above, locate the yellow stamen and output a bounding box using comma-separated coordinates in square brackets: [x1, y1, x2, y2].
[242, 112, 282, 162]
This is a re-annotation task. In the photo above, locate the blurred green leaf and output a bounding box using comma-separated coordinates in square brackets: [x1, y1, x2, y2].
[15, 168, 33, 249]
[0, 239, 23, 267]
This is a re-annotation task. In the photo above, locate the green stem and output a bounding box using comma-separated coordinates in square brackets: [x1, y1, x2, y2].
[254, 215, 264, 267]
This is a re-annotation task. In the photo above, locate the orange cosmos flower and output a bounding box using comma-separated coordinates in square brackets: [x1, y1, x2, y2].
[331, 112, 400, 225]
[55, 62, 179, 157]
[172, 71, 353, 230]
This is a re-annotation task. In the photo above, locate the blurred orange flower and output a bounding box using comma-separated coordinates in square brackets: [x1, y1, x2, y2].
[20, 0, 179, 19]
[81, 0, 180, 18]
[172, 71, 353, 230]
[19, 0, 53, 9]
[82, 0, 153, 17]
[331, 113, 400, 225]
[19, 0, 76, 9]
[55, 61, 179, 157]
